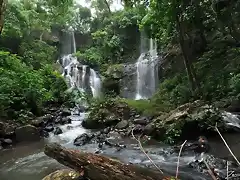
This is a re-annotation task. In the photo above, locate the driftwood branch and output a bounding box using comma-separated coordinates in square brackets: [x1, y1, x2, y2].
[215, 125, 240, 166]
[44, 143, 170, 180]
[131, 128, 164, 174]
[175, 140, 187, 179]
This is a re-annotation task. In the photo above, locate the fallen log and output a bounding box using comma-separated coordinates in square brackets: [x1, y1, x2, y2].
[44, 143, 174, 180]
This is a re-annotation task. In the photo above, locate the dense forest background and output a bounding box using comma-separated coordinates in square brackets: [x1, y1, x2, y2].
[0, 0, 240, 124]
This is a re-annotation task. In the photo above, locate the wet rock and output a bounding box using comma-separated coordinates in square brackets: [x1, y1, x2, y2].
[15, 125, 40, 142]
[0, 121, 5, 136]
[143, 123, 155, 135]
[74, 133, 93, 146]
[132, 124, 144, 134]
[60, 117, 71, 125]
[67, 126, 73, 130]
[135, 114, 140, 118]
[2, 138, 12, 145]
[84, 100, 131, 129]
[4, 125, 15, 137]
[134, 117, 148, 125]
[102, 127, 111, 134]
[78, 105, 86, 113]
[54, 127, 63, 135]
[115, 120, 129, 129]
[40, 130, 49, 138]
[98, 142, 103, 149]
[226, 99, 240, 113]
[54, 116, 62, 124]
[94, 149, 101, 154]
[42, 169, 81, 180]
[96, 133, 107, 143]
[61, 108, 71, 116]
[32, 114, 54, 127]
[31, 118, 44, 127]
[104, 140, 114, 147]
[188, 154, 240, 179]
[148, 100, 226, 143]
[44, 124, 54, 132]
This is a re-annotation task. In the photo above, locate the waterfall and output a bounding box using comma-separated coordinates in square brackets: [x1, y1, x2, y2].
[135, 38, 159, 100]
[59, 30, 101, 97]
[90, 69, 101, 98]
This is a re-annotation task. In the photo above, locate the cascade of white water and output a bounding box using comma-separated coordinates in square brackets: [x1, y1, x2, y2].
[81, 65, 87, 90]
[59, 30, 101, 97]
[135, 38, 159, 100]
[72, 31, 76, 53]
[90, 69, 101, 98]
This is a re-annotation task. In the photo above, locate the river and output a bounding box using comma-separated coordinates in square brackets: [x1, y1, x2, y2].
[1, 112, 239, 180]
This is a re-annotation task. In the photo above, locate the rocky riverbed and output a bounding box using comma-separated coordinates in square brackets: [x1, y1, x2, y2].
[1, 101, 240, 180]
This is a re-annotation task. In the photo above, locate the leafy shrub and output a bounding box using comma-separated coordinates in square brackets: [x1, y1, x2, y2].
[229, 73, 240, 97]
[19, 40, 57, 69]
[40, 65, 68, 103]
[151, 74, 191, 111]
[0, 51, 67, 121]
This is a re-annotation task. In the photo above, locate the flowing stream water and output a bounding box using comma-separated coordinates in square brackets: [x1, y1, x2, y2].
[0, 112, 212, 180]
[2, 111, 240, 180]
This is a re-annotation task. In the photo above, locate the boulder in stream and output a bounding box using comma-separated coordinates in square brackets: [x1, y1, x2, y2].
[54, 127, 63, 135]
[60, 117, 71, 125]
[74, 133, 93, 146]
[1, 138, 13, 145]
[115, 120, 129, 129]
[31, 114, 54, 127]
[83, 99, 130, 129]
[15, 125, 40, 142]
[61, 108, 71, 116]
[44, 124, 54, 132]
[146, 100, 226, 143]
[133, 117, 149, 125]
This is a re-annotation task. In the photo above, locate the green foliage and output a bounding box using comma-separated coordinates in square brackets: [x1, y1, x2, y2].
[75, 7, 145, 68]
[0, 51, 67, 122]
[152, 45, 240, 110]
[230, 74, 240, 96]
[152, 74, 191, 110]
[121, 99, 160, 116]
[85, 96, 129, 129]
[19, 40, 57, 69]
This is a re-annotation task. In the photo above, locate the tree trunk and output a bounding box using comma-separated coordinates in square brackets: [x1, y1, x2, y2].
[0, 0, 7, 35]
[44, 143, 170, 180]
[103, 0, 111, 14]
[176, 13, 199, 93]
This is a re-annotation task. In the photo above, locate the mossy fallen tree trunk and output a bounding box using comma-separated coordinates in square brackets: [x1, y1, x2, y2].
[44, 143, 172, 180]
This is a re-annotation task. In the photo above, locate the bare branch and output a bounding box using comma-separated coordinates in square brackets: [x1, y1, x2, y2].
[203, 159, 218, 180]
[227, 161, 229, 180]
[215, 125, 240, 166]
[175, 140, 187, 179]
[131, 128, 164, 174]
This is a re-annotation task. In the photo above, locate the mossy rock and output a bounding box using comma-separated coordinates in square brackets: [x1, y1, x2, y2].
[102, 77, 120, 95]
[83, 98, 131, 129]
[104, 64, 124, 79]
[42, 169, 81, 180]
[148, 100, 225, 144]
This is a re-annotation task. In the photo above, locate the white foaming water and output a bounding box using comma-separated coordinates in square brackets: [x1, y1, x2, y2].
[48, 113, 88, 144]
[222, 111, 240, 128]
[59, 31, 101, 97]
[135, 38, 159, 100]
[90, 68, 101, 97]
